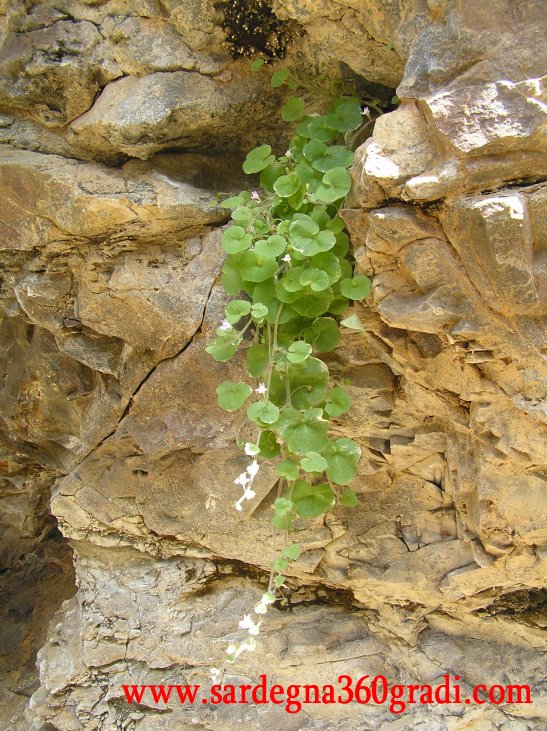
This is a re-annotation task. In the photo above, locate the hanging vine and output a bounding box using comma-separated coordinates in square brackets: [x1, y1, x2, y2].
[207, 62, 377, 664]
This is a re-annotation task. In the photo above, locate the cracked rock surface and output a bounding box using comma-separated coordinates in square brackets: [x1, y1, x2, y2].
[0, 0, 545, 729]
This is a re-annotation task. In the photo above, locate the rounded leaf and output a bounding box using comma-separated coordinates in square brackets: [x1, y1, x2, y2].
[274, 174, 301, 198]
[276, 459, 299, 481]
[239, 250, 278, 282]
[340, 275, 371, 300]
[324, 386, 352, 417]
[299, 268, 330, 292]
[247, 342, 269, 377]
[316, 167, 352, 203]
[287, 357, 329, 409]
[243, 145, 276, 174]
[225, 299, 251, 324]
[255, 235, 286, 258]
[300, 451, 328, 472]
[282, 97, 306, 121]
[222, 226, 252, 254]
[271, 68, 290, 88]
[304, 316, 341, 352]
[325, 437, 362, 485]
[292, 288, 333, 318]
[250, 302, 268, 319]
[280, 413, 329, 455]
[247, 399, 280, 425]
[287, 341, 312, 363]
[292, 480, 335, 517]
[216, 381, 252, 411]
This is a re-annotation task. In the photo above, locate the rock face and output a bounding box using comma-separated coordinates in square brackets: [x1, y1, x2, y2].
[0, 1, 545, 730]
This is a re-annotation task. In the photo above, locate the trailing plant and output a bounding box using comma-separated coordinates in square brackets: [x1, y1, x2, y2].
[206, 64, 373, 666]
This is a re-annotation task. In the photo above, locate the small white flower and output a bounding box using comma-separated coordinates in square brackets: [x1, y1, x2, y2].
[244, 442, 260, 457]
[285, 150, 292, 159]
[247, 460, 260, 479]
[234, 472, 250, 487]
[251, 190, 260, 201]
[361, 106, 370, 117]
[235, 501, 243, 511]
[243, 487, 256, 500]
[239, 614, 261, 635]
[255, 382, 268, 394]
[282, 254, 291, 263]
[219, 319, 232, 331]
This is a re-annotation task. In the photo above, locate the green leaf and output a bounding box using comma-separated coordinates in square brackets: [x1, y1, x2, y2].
[271, 512, 293, 530]
[225, 299, 251, 324]
[287, 357, 328, 408]
[325, 437, 361, 485]
[239, 250, 278, 282]
[316, 167, 352, 203]
[273, 575, 286, 588]
[220, 192, 251, 209]
[292, 480, 335, 518]
[282, 542, 301, 560]
[292, 288, 333, 318]
[273, 556, 289, 572]
[259, 430, 280, 458]
[271, 68, 290, 87]
[339, 489, 358, 507]
[340, 312, 365, 333]
[303, 139, 327, 160]
[300, 451, 328, 472]
[287, 341, 312, 363]
[247, 343, 269, 377]
[231, 206, 252, 225]
[304, 316, 341, 352]
[289, 215, 336, 257]
[205, 340, 238, 362]
[250, 302, 268, 319]
[324, 386, 352, 417]
[251, 58, 265, 71]
[215, 381, 252, 411]
[340, 275, 371, 300]
[243, 145, 276, 174]
[247, 399, 280, 425]
[281, 97, 306, 121]
[222, 226, 252, 254]
[325, 100, 363, 132]
[276, 459, 299, 480]
[279, 410, 329, 455]
[274, 174, 301, 198]
[325, 217, 346, 234]
[310, 252, 341, 284]
[221, 261, 244, 294]
[255, 235, 286, 258]
[296, 116, 336, 143]
[273, 497, 293, 515]
[299, 268, 330, 292]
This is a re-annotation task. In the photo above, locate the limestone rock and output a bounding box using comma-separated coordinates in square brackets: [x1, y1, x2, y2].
[0, 0, 545, 729]
[68, 70, 281, 162]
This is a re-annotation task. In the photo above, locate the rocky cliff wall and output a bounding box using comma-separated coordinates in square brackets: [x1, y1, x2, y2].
[0, 1, 545, 730]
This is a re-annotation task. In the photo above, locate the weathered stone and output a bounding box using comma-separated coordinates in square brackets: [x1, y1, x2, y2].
[0, 1, 545, 729]
[68, 70, 284, 162]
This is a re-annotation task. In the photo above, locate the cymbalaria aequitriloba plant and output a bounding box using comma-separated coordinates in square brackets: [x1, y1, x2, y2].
[206, 63, 373, 666]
